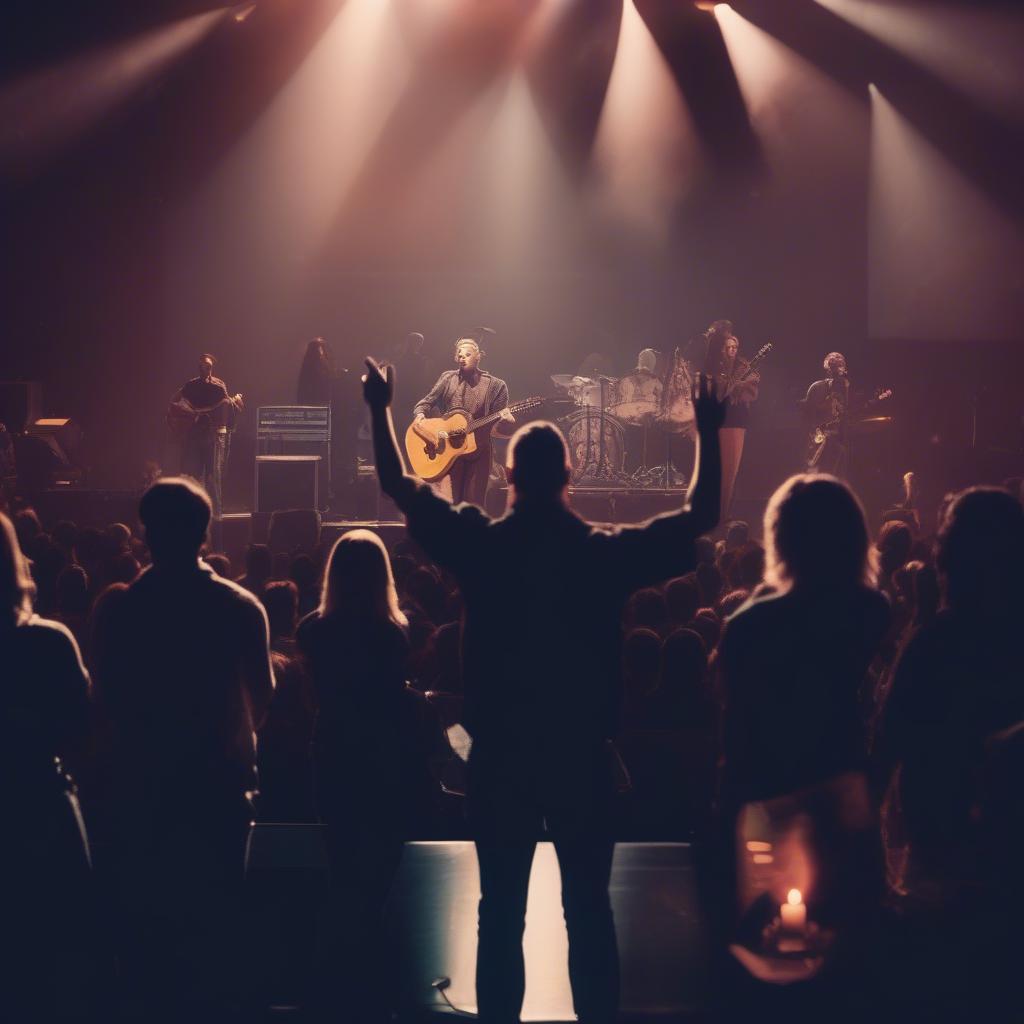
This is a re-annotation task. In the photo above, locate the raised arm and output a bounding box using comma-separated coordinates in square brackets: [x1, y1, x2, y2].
[363, 357, 486, 573]
[686, 372, 725, 536]
[605, 373, 725, 591]
[364, 357, 413, 501]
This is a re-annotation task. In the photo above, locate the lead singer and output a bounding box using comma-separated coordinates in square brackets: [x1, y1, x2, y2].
[364, 355, 723, 1024]
[412, 335, 514, 506]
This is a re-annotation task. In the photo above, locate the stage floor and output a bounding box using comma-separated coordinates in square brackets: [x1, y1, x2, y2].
[249, 831, 711, 1021]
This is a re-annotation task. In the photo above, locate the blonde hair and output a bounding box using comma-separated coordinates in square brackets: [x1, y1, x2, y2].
[1, 511, 36, 627]
[763, 474, 876, 592]
[319, 529, 407, 629]
[454, 338, 481, 358]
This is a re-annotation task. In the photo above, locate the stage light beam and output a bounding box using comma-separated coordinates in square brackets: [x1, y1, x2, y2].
[869, 87, 1024, 341]
[714, 4, 865, 184]
[814, 0, 1024, 119]
[590, 0, 704, 240]
[0, 9, 226, 175]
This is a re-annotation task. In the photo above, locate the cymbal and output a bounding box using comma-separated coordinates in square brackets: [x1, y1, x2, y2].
[550, 374, 592, 389]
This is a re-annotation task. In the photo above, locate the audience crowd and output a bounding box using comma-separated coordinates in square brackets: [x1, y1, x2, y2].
[2, 400, 1023, 1021]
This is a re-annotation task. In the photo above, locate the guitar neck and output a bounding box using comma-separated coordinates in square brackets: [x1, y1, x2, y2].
[464, 400, 536, 434]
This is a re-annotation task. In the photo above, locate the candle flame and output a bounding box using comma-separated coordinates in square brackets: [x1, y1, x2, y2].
[787, 888, 802, 905]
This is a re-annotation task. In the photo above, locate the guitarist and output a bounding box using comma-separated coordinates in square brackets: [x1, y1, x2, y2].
[702, 320, 760, 520]
[168, 352, 243, 517]
[411, 337, 514, 506]
[801, 351, 893, 477]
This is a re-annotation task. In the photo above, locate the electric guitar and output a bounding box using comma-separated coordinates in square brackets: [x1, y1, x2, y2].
[812, 387, 892, 445]
[405, 397, 543, 482]
[724, 342, 773, 400]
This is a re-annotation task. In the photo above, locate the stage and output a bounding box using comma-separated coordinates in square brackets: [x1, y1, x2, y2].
[247, 832, 711, 1021]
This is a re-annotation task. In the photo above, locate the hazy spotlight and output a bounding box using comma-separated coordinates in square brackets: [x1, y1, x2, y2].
[869, 88, 1024, 341]
[178, 0, 411, 304]
[478, 73, 574, 267]
[814, 0, 1024, 119]
[715, 4, 865, 185]
[591, 0, 703, 240]
[0, 9, 225, 175]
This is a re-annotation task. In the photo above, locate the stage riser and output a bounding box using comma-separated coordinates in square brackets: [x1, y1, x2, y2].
[247, 832, 709, 1020]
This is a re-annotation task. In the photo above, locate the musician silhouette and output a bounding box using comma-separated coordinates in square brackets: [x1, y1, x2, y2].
[364, 357, 724, 1023]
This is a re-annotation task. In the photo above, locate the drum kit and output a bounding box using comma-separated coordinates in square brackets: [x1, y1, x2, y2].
[549, 354, 695, 487]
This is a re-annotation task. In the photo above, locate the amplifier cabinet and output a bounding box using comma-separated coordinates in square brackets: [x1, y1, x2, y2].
[255, 455, 320, 514]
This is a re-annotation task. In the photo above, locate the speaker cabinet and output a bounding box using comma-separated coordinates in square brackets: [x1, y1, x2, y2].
[255, 455, 320, 513]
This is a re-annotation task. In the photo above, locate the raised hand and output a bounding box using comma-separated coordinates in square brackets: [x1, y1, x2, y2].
[693, 372, 727, 434]
[362, 357, 395, 410]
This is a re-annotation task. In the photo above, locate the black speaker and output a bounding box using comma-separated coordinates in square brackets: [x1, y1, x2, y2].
[255, 455, 320, 513]
[0, 380, 42, 433]
[268, 508, 321, 554]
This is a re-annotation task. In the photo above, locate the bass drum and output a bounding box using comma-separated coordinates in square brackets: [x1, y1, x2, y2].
[564, 411, 625, 482]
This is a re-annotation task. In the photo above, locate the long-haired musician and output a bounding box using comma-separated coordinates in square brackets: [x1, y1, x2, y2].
[703, 320, 759, 520]
[411, 336, 514, 506]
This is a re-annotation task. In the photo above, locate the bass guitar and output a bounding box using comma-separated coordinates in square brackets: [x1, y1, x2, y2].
[405, 397, 543, 482]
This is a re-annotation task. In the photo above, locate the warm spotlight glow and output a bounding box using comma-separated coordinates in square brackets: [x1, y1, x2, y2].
[787, 888, 802, 906]
[716, 5, 865, 181]
[0, 10, 225, 173]
[814, 0, 1024, 117]
[591, 0, 703, 239]
[232, 3, 257, 23]
[746, 840, 773, 853]
[869, 87, 1024, 340]
[479, 74, 573, 266]
[181, 0, 411, 292]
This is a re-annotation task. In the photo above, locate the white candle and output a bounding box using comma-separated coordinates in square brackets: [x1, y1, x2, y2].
[780, 888, 807, 934]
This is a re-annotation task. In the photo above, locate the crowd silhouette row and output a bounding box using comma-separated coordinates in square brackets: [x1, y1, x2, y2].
[2, 364, 1023, 1022]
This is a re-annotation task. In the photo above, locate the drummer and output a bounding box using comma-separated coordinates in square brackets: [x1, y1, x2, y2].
[636, 348, 664, 379]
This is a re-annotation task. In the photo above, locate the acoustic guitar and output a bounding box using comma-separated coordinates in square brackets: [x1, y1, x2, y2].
[166, 394, 242, 441]
[405, 397, 543, 482]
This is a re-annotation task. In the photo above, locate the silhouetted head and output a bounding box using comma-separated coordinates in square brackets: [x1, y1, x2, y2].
[0, 510, 36, 627]
[764, 474, 874, 591]
[244, 543, 273, 582]
[625, 587, 670, 634]
[665, 575, 701, 625]
[320, 528, 407, 629]
[936, 487, 1024, 614]
[56, 564, 90, 616]
[876, 520, 913, 578]
[724, 520, 750, 550]
[506, 421, 571, 507]
[661, 626, 708, 685]
[262, 579, 299, 640]
[138, 476, 211, 567]
[732, 541, 765, 589]
[199, 352, 216, 380]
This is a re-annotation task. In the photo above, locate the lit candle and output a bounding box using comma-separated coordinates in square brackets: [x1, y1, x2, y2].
[780, 888, 807, 935]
